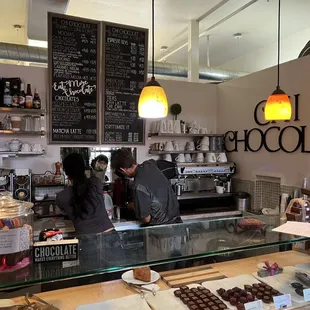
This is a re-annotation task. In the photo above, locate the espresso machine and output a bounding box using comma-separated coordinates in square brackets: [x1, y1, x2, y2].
[170, 162, 238, 218]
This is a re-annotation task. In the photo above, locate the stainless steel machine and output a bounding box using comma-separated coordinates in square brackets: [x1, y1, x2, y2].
[170, 162, 239, 218]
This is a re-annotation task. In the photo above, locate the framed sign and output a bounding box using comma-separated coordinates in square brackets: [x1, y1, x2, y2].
[48, 13, 100, 144]
[102, 22, 148, 144]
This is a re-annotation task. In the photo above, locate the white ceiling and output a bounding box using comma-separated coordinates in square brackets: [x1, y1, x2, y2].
[1, 0, 310, 72]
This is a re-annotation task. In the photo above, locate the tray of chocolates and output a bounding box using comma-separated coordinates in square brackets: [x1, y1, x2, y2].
[202, 274, 282, 310]
[174, 285, 229, 310]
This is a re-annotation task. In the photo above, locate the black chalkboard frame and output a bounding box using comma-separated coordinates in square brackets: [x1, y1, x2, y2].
[48, 12, 101, 144]
[101, 21, 148, 145]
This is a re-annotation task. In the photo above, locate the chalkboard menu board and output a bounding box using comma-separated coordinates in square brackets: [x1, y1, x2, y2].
[48, 13, 100, 144]
[102, 23, 148, 144]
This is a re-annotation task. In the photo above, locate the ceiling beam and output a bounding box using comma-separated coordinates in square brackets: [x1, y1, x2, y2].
[157, 0, 259, 62]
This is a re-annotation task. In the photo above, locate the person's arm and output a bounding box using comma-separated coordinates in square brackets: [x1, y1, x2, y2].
[133, 184, 152, 223]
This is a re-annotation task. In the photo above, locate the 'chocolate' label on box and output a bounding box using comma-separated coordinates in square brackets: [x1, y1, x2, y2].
[33, 239, 79, 263]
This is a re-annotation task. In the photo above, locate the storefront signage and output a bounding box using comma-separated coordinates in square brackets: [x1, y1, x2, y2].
[33, 239, 79, 263]
[225, 94, 310, 153]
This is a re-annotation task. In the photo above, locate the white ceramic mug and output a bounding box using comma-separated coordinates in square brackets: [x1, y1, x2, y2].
[160, 120, 168, 133]
[164, 141, 174, 151]
[217, 152, 227, 162]
[173, 120, 181, 134]
[199, 127, 208, 134]
[158, 142, 164, 151]
[197, 144, 209, 151]
[185, 141, 195, 151]
[185, 154, 192, 163]
[201, 137, 210, 145]
[33, 144, 43, 153]
[21, 143, 32, 152]
[216, 186, 226, 194]
[172, 140, 180, 151]
[206, 152, 217, 163]
[189, 127, 199, 134]
[175, 153, 185, 163]
[196, 153, 204, 163]
[163, 154, 172, 162]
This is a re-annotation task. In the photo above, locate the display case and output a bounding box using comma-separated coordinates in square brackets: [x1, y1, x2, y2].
[0, 216, 309, 290]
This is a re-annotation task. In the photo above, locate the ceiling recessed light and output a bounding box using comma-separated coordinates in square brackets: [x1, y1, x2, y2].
[233, 33, 242, 39]
[160, 45, 168, 52]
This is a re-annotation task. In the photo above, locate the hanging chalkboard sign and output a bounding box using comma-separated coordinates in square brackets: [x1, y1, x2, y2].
[48, 13, 100, 144]
[102, 22, 148, 144]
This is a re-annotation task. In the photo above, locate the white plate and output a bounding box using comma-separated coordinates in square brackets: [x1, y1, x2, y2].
[122, 270, 160, 285]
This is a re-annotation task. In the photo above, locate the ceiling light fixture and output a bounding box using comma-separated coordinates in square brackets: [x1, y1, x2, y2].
[264, 0, 291, 121]
[138, 0, 168, 119]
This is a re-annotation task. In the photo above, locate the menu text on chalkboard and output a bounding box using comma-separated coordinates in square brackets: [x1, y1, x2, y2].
[102, 23, 148, 144]
[48, 13, 100, 144]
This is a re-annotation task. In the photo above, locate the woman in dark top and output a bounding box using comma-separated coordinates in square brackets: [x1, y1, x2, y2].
[56, 153, 114, 235]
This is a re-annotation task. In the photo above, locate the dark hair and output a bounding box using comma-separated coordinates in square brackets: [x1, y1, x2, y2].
[91, 154, 109, 169]
[63, 153, 92, 219]
[111, 148, 135, 172]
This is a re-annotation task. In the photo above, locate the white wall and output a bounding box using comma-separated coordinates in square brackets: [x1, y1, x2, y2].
[217, 55, 310, 187]
[0, 64, 218, 173]
[218, 27, 310, 73]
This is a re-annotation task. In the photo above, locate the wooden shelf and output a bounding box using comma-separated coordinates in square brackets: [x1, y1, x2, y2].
[148, 133, 224, 138]
[0, 107, 45, 114]
[0, 130, 44, 136]
[149, 150, 212, 155]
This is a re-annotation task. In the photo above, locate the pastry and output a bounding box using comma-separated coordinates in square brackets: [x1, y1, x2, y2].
[133, 266, 151, 282]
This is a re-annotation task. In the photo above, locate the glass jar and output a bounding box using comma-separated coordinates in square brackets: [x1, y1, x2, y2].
[0, 201, 34, 272]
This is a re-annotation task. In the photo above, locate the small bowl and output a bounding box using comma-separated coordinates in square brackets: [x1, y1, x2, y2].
[35, 195, 45, 201]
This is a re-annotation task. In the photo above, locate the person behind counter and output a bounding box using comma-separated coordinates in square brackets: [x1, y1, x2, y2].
[91, 154, 109, 183]
[111, 148, 182, 226]
[56, 153, 114, 235]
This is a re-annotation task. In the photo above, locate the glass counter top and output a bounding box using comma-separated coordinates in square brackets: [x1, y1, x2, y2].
[0, 216, 308, 290]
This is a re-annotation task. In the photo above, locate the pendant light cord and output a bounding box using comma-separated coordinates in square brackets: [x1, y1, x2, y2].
[152, 0, 155, 78]
[277, 0, 281, 88]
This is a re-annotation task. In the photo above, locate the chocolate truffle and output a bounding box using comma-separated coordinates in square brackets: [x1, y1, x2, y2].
[211, 306, 219, 310]
[174, 290, 182, 297]
[252, 288, 258, 295]
[190, 305, 199, 310]
[240, 290, 247, 297]
[244, 285, 252, 292]
[188, 301, 196, 307]
[253, 284, 260, 289]
[198, 286, 205, 291]
[233, 287, 241, 292]
[219, 304, 227, 309]
[263, 296, 271, 303]
[233, 292, 240, 299]
[226, 289, 233, 296]
[222, 293, 230, 301]
[203, 299, 209, 304]
[192, 297, 199, 302]
[188, 293, 195, 298]
[217, 288, 226, 296]
[203, 289, 211, 294]
[239, 297, 248, 304]
[180, 286, 189, 291]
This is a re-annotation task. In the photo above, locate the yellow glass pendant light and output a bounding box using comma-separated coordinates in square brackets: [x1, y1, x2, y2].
[264, 0, 291, 121]
[138, 0, 168, 118]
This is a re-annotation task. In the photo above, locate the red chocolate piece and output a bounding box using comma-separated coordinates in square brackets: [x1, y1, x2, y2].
[247, 295, 255, 302]
[229, 297, 238, 306]
[233, 292, 240, 299]
[236, 303, 245, 310]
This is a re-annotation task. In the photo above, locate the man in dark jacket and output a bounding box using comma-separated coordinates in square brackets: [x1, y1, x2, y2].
[111, 148, 182, 225]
